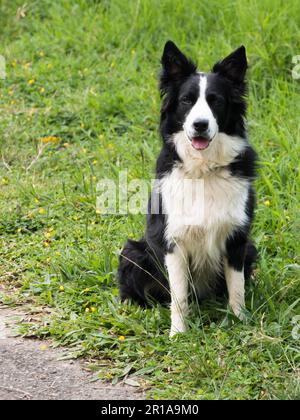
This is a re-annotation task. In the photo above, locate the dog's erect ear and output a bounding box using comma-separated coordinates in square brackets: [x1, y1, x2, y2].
[161, 41, 196, 83]
[212, 46, 247, 83]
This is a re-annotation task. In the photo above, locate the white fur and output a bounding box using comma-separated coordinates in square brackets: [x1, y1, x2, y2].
[162, 126, 249, 335]
[184, 75, 218, 141]
[161, 161, 249, 296]
[165, 248, 189, 337]
[173, 131, 247, 176]
[224, 258, 246, 319]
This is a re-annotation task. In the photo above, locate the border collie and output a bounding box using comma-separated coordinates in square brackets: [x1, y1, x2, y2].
[118, 41, 257, 337]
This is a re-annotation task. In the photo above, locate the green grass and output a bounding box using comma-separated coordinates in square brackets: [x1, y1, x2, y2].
[0, 0, 299, 400]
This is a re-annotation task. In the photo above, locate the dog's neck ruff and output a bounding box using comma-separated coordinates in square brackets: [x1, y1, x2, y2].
[172, 131, 247, 178]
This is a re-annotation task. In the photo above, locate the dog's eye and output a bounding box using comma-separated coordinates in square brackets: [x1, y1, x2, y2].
[180, 96, 192, 105]
[207, 93, 224, 105]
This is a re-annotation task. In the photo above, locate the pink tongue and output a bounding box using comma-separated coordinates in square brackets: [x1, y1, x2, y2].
[191, 137, 210, 150]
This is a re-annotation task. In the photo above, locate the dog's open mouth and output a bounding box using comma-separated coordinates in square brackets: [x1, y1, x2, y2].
[191, 137, 211, 150]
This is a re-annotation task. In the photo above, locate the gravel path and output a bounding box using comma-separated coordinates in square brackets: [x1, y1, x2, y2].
[0, 307, 143, 400]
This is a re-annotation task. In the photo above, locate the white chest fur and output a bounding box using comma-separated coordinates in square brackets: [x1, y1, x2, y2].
[161, 165, 249, 273]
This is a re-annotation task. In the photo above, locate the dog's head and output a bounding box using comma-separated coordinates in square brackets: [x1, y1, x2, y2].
[160, 41, 248, 152]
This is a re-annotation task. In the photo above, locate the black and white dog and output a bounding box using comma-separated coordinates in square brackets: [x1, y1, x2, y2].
[118, 41, 257, 337]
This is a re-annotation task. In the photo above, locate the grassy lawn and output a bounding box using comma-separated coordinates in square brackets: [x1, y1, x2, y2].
[0, 0, 299, 399]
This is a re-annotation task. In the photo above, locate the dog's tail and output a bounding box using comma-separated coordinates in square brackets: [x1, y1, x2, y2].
[118, 238, 170, 306]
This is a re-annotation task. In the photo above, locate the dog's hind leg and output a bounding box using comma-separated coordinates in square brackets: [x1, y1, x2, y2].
[118, 239, 169, 306]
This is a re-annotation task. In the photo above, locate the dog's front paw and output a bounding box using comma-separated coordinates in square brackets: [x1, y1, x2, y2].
[230, 302, 247, 321]
[169, 322, 186, 338]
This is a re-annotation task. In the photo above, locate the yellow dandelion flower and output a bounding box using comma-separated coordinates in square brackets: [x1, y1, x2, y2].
[43, 241, 50, 247]
[92, 160, 98, 165]
[39, 87, 45, 94]
[264, 200, 271, 207]
[40, 136, 60, 144]
[55, 251, 61, 256]
[119, 336, 125, 341]
[17, 228, 22, 233]
[39, 208, 46, 214]
[39, 51, 45, 57]
[92, 176, 97, 182]
[59, 285, 65, 292]
[91, 307, 97, 313]
[28, 79, 35, 85]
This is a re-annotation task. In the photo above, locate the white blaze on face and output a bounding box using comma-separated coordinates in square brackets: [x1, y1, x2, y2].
[184, 75, 218, 141]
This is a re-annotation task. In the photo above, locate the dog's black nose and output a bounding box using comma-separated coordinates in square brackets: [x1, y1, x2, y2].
[193, 119, 209, 134]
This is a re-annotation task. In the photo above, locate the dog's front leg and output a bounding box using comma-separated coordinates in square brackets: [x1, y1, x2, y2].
[224, 257, 246, 320]
[225, 232, 249, 319]
[165, 247, 188, 337]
